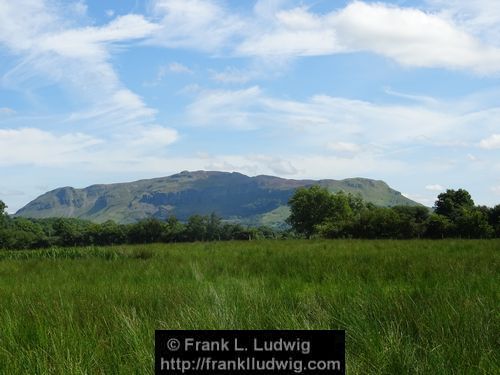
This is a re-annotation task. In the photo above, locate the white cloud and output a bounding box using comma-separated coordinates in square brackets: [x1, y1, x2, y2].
[67, 89, 157, 129]
[384, 87, 440, 106]
[69, 0, 88, 18]
[326, 141, 363, 158]
[479, 134, 500, 149]
[327, 142, 362, 153]
[0, 128, 103, 166]
[126, 126, 179, 147]
[491, 185, 500, 194]
[187, 86, 264, 129]
[238, 6, 340, 56]
[187, 86, 457, 144]
[235, 1, 500, 74]
[106, 9, 115, 18]
[149, 0, 244, 52]
[210, 67, 255, 84]
[209, 58, 290, 85]
[331, 1, 500, 74]
[0, 1, 161, 131]
[157, 153, 407, 182]
[249, 155, 298, 175]
[253, 0, 291, 20]
[427, 0, 500, 46]
[38, 14, 158, 59]
[0, 126, 179, 168]
[144, 62, 193, 86]
[168, 62, 193, 74]
[425, 184, 444, 191]
[185, 86, 500, 182]
[4, 0, 500, 79]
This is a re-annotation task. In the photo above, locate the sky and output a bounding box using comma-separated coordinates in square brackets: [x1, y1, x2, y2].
[0, 0, 499, 213]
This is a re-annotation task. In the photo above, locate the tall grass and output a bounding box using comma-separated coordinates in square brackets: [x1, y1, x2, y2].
[0, 240, 498, 374]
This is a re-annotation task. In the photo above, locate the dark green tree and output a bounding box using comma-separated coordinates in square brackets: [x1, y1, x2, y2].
[353, 206, 402, 239]
[162, 216, 186, 242]
[128, 218, 165, 243]
[316, 192, 364, 238]
[455, 208, 493, 239]
[425, 214, 453, 239]
[206, 212, 222, 241]
[0, 200, 7, 228]
[53, 218, 81, 246]
[434, 189, 474, 220]
[489, 205, 500, 237]
[185, 215, 208, 241]
[287, 186, 337, 238]
[392, 206, 430, 238]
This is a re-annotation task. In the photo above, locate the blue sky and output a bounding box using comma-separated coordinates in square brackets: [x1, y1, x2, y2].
[0, 0, 499, 212]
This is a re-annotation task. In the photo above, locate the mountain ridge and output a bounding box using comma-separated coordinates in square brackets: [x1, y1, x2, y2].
[15, 171, 420, 225]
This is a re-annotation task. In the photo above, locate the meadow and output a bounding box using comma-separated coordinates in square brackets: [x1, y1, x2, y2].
[0, 240, 498, 374]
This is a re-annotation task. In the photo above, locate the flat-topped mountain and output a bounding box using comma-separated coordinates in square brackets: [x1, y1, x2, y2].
[15, 171, 419, 225]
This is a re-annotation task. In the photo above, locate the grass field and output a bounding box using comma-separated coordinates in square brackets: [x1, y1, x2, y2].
[0, 240, 498, 374]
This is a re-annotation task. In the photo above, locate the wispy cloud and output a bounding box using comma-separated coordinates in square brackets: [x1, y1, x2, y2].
[168, 62, 193, 74]
[425, 184, 445, 191]
[0, 0, 162, 131]
[427, 0, 500, 45]
[144, 62, 193, 87]
[146, 1, 500, 75]
[326, 142, 363, 158]
[0, 128, 103, 166]
[0, 126, 178, 168]
[210, 67, 256, 84]
[149, 0, 245, 52]
[186, 85, 494, 148]
[384, 87, 440, 106]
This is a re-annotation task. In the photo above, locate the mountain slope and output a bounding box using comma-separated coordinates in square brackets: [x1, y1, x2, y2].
[16, 171, 419, 225]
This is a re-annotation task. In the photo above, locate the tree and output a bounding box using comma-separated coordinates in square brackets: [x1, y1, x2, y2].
[434, 189, 474, 220]
[489, 205, 500, 237]
[316, 192, 364, 238]
[392, 206, 430, 238]
[87, 220, 126, 245]
[353, 206, 402, 239]
[455, 208, 493, 239]
[0, 200, 7, 227]
[164, 216, 186, 242]
[287, 186, 336, 238]
[206, 212, 222, 241]
[185, 215, 208, 241]
[425, 214, 453, 239]
[53, 218, 81, 246]
[128, 218, 165, 243]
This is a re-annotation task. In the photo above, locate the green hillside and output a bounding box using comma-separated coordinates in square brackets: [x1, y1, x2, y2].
[15, 171, 419, 224]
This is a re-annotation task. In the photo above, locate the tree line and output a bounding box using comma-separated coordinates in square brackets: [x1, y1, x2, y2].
[1, 186, 498, 249]
[287, 187, 499, 239]
[0, 206, 281, 250]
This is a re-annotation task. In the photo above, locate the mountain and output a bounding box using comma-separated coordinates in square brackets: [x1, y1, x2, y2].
[15, 171, 419, 226]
